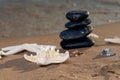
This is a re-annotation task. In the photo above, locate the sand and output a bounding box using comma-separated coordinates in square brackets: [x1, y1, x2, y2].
[0, 22, 120, 80]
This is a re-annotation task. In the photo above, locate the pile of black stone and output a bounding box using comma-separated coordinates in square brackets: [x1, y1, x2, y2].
[60, 10, 94, 49]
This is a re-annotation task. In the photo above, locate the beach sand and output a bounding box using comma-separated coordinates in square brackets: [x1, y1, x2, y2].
[0, 22, 120, 80]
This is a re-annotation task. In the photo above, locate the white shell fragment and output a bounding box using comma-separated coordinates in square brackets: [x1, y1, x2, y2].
[104, 37, 120, 44]
[24, 49, 70, 65]
[88, 33, 99, 38]
[0, 43, 56, 58]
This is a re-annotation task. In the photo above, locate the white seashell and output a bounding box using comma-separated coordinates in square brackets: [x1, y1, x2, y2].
[104, 37, 120, 44]
[24, 49, 70, 65]
[88, 33, 99, 38]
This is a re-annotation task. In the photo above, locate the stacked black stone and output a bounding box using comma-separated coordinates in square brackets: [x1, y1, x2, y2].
[60, 10, 94, 49]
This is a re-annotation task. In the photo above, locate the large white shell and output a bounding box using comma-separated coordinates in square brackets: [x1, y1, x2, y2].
[24, 49, 70, 65]
[104, 37, 120, 44]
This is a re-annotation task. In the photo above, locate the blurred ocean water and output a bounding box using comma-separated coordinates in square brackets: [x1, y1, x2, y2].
[0, 0, 120, 38]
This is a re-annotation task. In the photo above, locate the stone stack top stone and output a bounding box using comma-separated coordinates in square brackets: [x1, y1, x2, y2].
[66, 10, 89, 22]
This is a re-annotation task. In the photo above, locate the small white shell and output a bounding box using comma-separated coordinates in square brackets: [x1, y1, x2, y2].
[88, 33, 99, 38]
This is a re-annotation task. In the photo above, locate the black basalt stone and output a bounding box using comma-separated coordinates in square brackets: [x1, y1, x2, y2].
[60, 38, 94, 49]
[60, 26, 92, 40]
[65, 18, 91, 29]
[66, 10, 89, 22]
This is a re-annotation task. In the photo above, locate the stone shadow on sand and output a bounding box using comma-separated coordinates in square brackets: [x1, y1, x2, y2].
[59, 47, 89, 52]
[0, 57, 39, 73]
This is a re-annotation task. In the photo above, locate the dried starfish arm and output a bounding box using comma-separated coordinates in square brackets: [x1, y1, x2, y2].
[1, 43, 37, 51]
[1, 46, 24, 56]
[0, 44, 38, 56]
[1, 45, 21, 52]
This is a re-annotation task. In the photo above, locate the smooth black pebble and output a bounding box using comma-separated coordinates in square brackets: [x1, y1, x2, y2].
[60, 38, 94, 49]
[65, 18, 91, 29]
[66, 10, 89, 21]
[60, 26, 92, 40]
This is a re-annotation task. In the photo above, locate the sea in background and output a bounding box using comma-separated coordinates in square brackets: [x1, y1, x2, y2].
[0, 0, 120, 38]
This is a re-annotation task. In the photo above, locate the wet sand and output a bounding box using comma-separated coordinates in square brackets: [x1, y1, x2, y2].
[0, 22, 120, 80]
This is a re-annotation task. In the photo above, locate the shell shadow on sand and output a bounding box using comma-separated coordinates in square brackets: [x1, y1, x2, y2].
[0, 57, 40, 73]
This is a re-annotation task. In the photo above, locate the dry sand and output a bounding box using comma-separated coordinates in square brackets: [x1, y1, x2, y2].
[0, 22, 120, 80]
